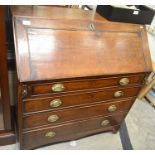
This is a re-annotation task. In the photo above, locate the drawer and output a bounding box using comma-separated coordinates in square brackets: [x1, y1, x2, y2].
[22, 112, 126, 149]
[30, 74, 145, 96]
[23, 98, 134, 129]
[24, 85, 141, 113]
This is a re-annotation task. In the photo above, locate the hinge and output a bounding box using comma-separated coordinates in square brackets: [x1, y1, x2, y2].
[144, 75, 149, 85]
[144, 73, 154, 85]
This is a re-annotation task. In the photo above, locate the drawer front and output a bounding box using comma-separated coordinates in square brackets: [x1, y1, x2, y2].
[22, 112, 126, 149]
[24, 86, 141, 113]
[23, 98, 134, 129]
[30, 74, 145, 96]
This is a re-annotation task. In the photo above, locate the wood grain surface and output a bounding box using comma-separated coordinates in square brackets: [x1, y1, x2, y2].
[11, 6, 152, 150]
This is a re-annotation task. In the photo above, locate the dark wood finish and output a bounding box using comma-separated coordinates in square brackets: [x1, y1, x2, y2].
[22, 112, 126, 149]
[0, 6, 12, 130]
[0, 6, 16, 146]
[11, 6, 152, 149]
[23, 86, 140, 113]
[17, 84, 24, 148]
[30, 74, 145, 96]
[0, 131, 16, 146]
[23, 98, 135, 129]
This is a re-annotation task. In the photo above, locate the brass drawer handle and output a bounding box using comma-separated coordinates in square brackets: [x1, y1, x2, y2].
[48, 115, 59, 123]
[50, 99, 62, 108]
[108, 105, 117, 112]
[119, 78, 129, 86]
[101, 120, 110, 127]
[51, 83, 65, 92]
[114, 90, 124, 98]
[45, 131, 56, 138]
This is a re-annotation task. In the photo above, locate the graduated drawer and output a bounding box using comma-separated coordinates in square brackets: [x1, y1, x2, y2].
[22, 112, 126, 149]
[24, 85, 141, 113]
[23, 98, 135, 129]
[29, 74, 145, 96]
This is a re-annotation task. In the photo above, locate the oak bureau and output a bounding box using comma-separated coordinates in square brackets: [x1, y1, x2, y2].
[11, 6, 152, 149]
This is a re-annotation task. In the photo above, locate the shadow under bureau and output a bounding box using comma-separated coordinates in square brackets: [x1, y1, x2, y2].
[11, 6, 152, 149]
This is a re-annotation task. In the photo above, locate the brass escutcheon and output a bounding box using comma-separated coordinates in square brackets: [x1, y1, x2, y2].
[119, 78, 129, 86]
[89, 23, 95, 31]
[101, 120, 110, 127]
[114, 90, 124, 98]
[48, 115, 59, 123]
[45, 131, 56, 138]
[51, 83, 65, 92]
[50, 99, 62, 108]
[108, 105, 117, 112]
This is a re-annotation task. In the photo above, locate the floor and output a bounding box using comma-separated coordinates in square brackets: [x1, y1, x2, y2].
[126, 99, 155, 149]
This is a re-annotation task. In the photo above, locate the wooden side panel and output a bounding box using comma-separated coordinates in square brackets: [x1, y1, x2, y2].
[0, 131, 16, 146]
[0, 6, 12, 130]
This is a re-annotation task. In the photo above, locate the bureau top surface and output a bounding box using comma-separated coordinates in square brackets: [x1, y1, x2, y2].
[11, 6, 152, 82]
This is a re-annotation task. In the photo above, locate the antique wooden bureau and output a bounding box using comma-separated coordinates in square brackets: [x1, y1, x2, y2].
[11, 6, 152, 149]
